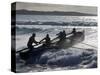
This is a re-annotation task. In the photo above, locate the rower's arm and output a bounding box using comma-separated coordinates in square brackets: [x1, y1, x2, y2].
[39, 38, 45, 43]
[34, 40, 38, 44]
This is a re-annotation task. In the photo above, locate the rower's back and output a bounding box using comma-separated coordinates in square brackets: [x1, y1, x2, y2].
[72, 28, 76, 35]
[45, 34, 51, 46]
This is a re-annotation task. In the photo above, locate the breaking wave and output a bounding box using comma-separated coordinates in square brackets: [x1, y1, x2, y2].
[16, 48, 97, 72]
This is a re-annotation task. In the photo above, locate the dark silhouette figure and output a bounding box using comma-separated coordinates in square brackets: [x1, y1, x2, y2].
[56, 31, 62, 36]
[62, 30, 66, 39]
[57, 30, 66, 41]
[27, 33, 38, 51]
[40, 34, 51, 47]
[71, 28, 76, 35]
[56, 31, 62, 38]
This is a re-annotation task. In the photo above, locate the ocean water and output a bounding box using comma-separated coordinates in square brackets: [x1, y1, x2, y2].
[16, 15, 97, 26]
[16, 15, 97, 22]
[15, 15, 98, 72]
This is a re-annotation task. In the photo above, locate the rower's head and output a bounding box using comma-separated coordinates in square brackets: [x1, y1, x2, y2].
[32, 33, 36, 37]
[46, 34, 49, 37]
[73, 28, 76, 31]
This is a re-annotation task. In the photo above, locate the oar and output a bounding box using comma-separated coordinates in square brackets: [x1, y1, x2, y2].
[16, 43, 42, 53]
[16, 47, 28, 53]
[51, 36, 59, 42]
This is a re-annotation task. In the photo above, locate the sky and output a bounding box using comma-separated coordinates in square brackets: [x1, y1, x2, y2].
[16, 2, 97, 15]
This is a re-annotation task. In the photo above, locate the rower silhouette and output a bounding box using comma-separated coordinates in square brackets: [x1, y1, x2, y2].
[71, 28, 76, 35]
[27, 33, 38, 51]
[62, 30, 66, 39]
[57, 30, 66, 41]
[40, 34, 51, 47]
